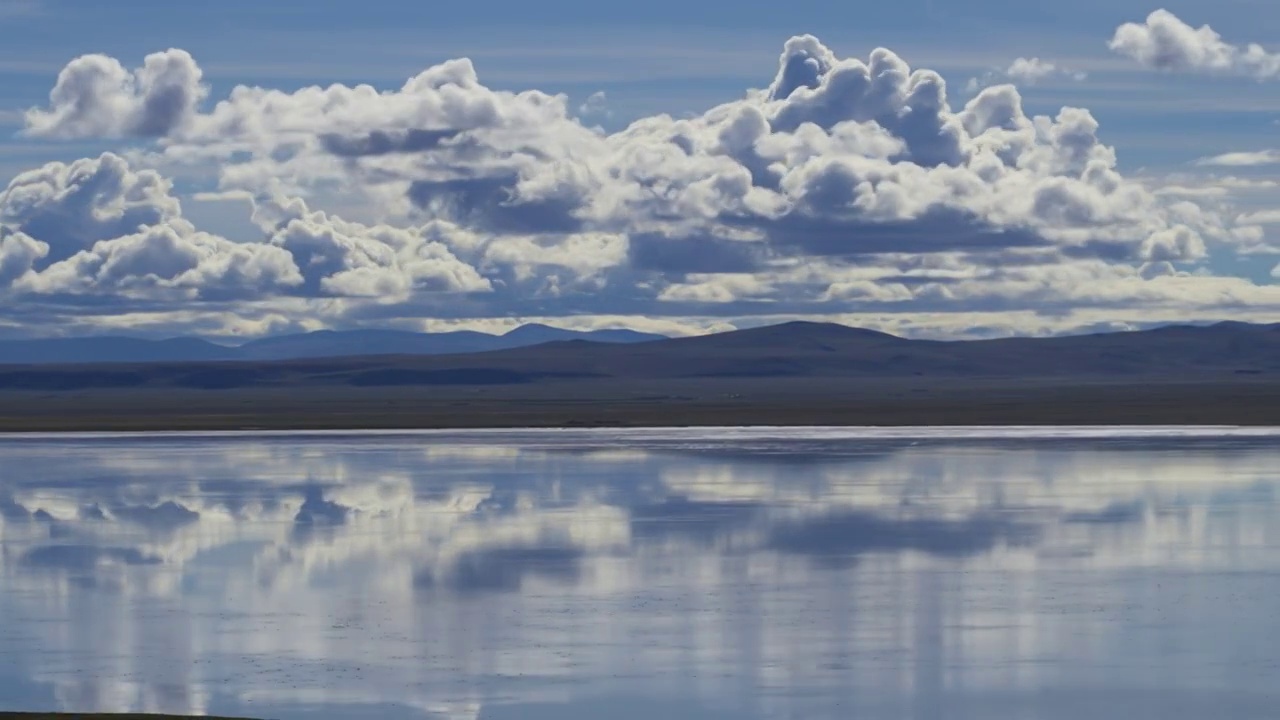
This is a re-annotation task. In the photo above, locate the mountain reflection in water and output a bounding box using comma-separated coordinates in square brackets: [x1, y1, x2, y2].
[0, 428, 1278, 719]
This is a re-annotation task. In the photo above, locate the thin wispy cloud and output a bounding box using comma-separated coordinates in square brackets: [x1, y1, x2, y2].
[1006, 57, 1085, 84]
[1195, 150, 1280, 166]
[965, 56, 1086, 93]
[1237, 210, 1280, 225]
[577, 91, 611, 119]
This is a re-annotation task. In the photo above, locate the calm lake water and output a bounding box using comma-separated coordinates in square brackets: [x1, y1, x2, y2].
[1, 427, 1278, 719]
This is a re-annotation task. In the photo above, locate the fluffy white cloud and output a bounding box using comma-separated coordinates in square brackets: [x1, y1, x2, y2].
[30, 38, 1198, 264]
[25, 49, 207, 138]
[0, 154, 492, 304]
[5, 35, 1278, 337]
[0, 228, 47, 286]
[1110, 10, 1280, 79]
[17, 225, 302, 301]
[0, 154, 304, 300]
[250, 194, 491, 299]
[1, 153, 182, 261]
[1006, 58, 1060, 83]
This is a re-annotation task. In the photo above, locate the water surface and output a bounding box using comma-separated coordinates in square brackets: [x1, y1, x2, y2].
[1, 427, 1278, 719]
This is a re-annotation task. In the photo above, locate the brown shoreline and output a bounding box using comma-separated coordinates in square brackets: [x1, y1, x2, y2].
[0, 378, 1276, 432]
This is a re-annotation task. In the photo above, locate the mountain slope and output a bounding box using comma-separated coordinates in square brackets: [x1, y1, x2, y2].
[0, 337, 237, 365]
[499, 324, 667, 346]
[0, 321, 1274, 390]
[237, 329, 502, 361]
[0, 325, 669, 365]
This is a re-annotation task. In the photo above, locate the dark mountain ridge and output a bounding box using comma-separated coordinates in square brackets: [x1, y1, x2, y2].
[0, 320, 1275, 391]
[0, 324, 669, 366]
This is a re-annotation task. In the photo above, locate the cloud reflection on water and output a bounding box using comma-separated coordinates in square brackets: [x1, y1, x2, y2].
[0, 430, 1277, 719]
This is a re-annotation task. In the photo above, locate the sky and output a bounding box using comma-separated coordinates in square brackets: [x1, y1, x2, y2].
[0, 0, 1278, 340]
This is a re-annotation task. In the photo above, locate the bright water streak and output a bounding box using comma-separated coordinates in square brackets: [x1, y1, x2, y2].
[0, 428, 1277, 719]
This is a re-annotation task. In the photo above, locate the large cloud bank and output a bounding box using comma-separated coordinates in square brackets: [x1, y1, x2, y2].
[4, 34, 1276, 338]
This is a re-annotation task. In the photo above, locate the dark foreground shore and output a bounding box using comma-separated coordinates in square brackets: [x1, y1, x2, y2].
[0, 377, 1276, 432]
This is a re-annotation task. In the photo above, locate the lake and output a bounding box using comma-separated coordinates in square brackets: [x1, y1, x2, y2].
[1, 427, 1278, 719]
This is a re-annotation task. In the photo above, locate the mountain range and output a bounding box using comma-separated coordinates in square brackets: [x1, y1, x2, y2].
[0, 324, 667, 365]
[0, 320, 1276, 391]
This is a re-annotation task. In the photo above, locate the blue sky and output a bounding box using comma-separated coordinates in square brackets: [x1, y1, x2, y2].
[0, 0, 1276, 339]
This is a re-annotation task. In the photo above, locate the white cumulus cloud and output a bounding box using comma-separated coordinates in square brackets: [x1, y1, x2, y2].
[3, 34, 1277, 336]
[1110, 9, 1280, 79]
[24, 49, 208, 139]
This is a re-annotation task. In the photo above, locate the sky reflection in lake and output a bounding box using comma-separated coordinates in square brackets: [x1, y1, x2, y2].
[0, 428, 1278, 719]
